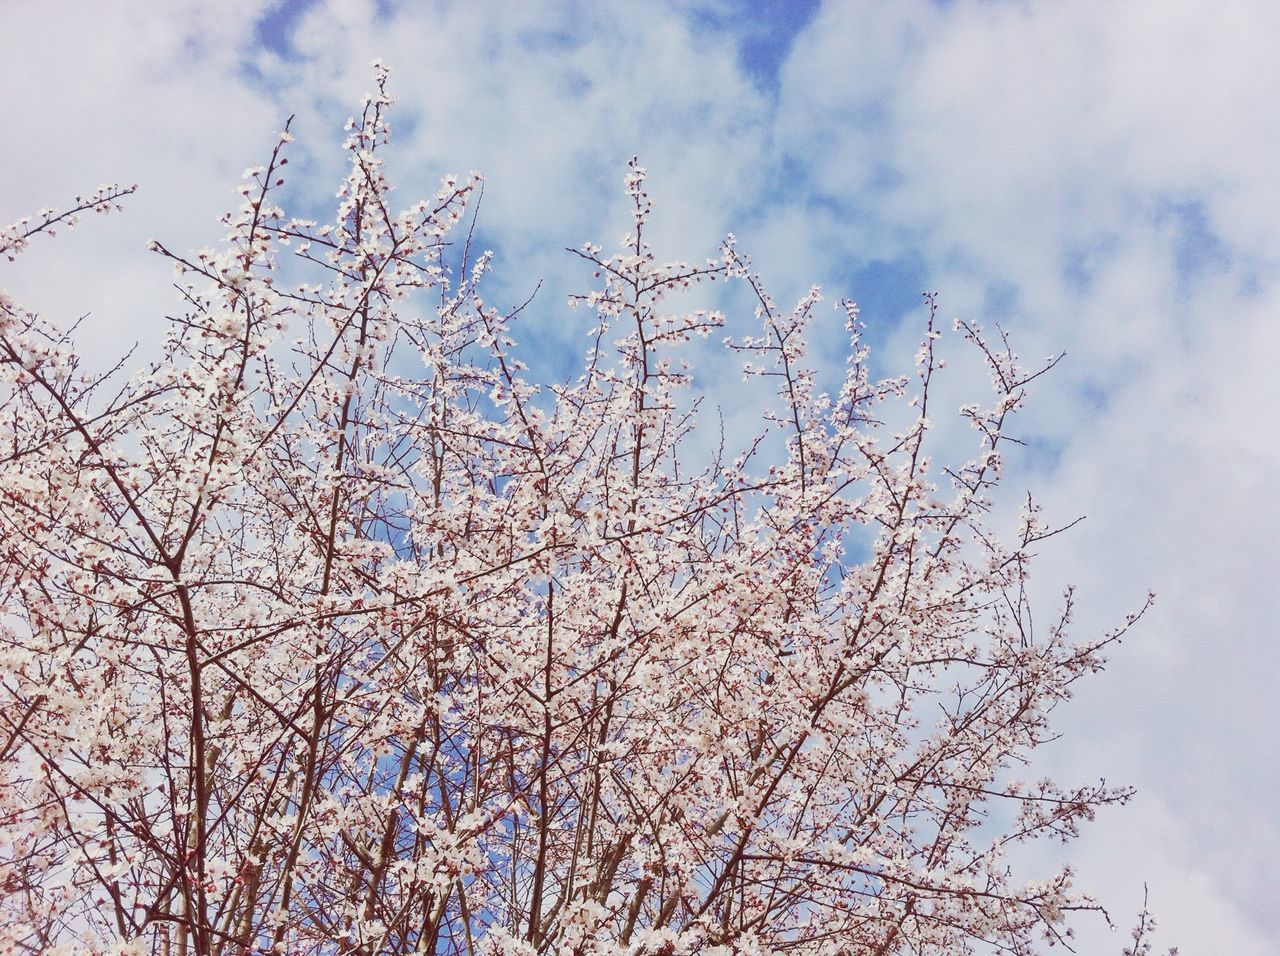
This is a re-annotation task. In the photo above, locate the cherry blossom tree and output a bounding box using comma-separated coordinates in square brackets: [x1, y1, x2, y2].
[0, 66, 1158, 956]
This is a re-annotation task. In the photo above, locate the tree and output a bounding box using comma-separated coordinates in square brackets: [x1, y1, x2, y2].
[0, 65, 1154, 956]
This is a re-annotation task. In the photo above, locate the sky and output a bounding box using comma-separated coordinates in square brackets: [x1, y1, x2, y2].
[2, 1, 1277, 952]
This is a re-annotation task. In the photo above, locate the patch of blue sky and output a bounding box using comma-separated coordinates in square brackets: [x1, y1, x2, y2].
[1010, 432, 1065, 477]
[827, 523, 875, 577]
[253, 0, 401, 60]
[687, 0, 822, 94]
[1064, 198, 1235, 298]
[253, 0, 321, 61]
[1155, 197, 1233, 286]
[980, 277, 1020, 320]
[847, 255, 932, 339]
[1060, 236, 1120, 296]
[513, 21, 584, 57]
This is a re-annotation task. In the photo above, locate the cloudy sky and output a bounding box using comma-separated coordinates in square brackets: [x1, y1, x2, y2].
[2, 1, 1276, 951]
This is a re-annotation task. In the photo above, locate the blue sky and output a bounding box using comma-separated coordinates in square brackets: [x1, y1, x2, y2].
[3, 2, 1277, 951]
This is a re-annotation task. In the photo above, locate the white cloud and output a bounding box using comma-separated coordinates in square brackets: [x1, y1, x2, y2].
[0, 0, 283, 363]
[1014, 789, 1274, 955]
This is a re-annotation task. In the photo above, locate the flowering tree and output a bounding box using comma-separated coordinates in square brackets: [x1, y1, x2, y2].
[0, 68, 1155, 956]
